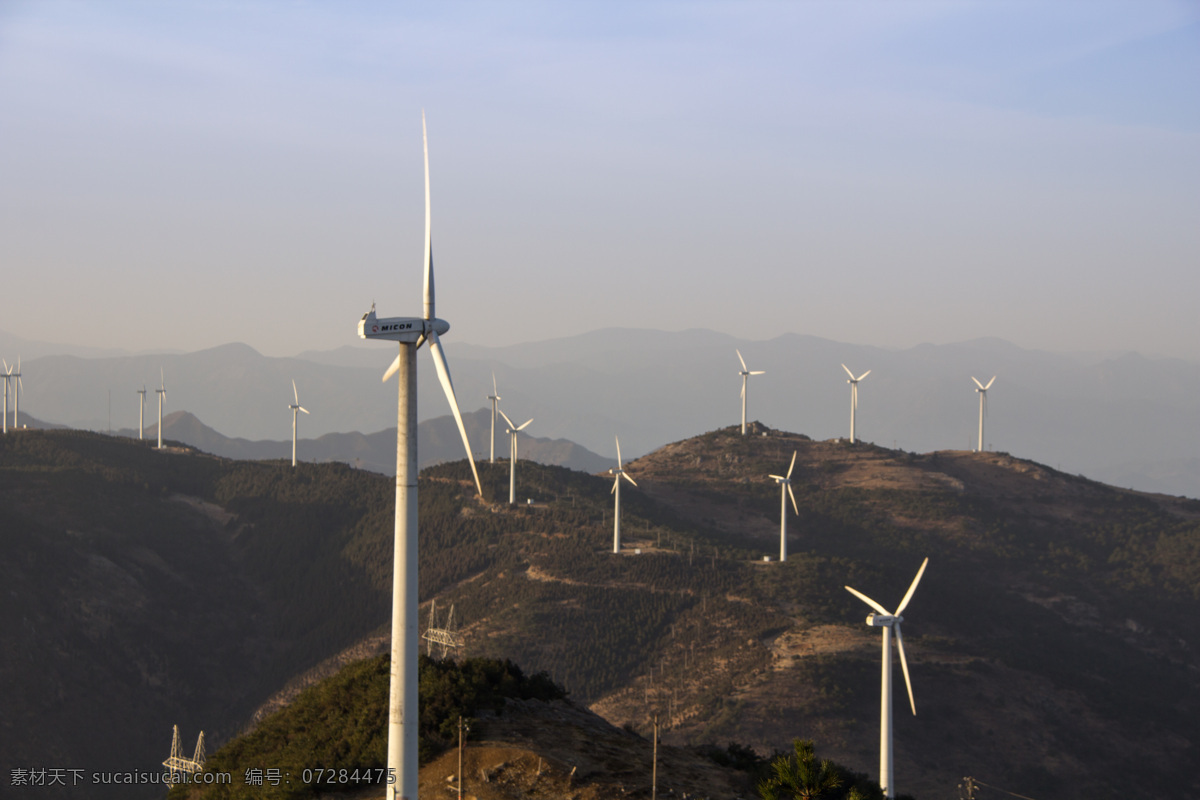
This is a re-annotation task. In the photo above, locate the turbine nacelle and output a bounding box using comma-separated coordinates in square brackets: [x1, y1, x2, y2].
[358, 311, 449, 343]
[866, 612, 902, 627]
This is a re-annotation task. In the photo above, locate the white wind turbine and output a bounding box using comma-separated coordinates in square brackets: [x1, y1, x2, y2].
[355, 112, 483, 800]
[737, 349, 765, 436]
[137, 386, 147, 440]
[156, 369, 167, 449]
[609, 436, 638, 553]
[844, 557, 929, 799]
[769, 451, 799, 562]
[289, 380, 310, 467]
[499, 409, 532, 505]
[842, 364, 870, 444]
[487, 372, 501, 464]
[1, 359, 13, 434]
[7, 357, 22, 430]
[972, 376, 995, 453]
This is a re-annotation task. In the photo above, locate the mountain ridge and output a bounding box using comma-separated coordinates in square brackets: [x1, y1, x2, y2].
[6, 327, 1200, 498]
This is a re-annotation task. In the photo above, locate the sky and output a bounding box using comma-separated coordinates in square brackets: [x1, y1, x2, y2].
[1, 1, 1197, 360]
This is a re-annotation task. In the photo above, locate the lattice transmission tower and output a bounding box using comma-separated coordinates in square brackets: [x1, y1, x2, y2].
[162, 725, 206, 778]
[422, 599, 464, 659]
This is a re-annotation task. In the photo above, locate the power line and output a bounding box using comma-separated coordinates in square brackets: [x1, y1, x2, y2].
[960, 776, 1043, 800]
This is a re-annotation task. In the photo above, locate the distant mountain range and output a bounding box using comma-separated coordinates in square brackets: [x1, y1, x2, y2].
[4, 327, 1199, 497]
[125, 407, 611, 475]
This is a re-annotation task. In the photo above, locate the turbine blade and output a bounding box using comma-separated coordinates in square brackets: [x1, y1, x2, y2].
[492, 371, 498, 396]
[427, 330, 482, 497]
[842, 363, 854, 379]
[740, 381, 746, 400]
[844, 585, 890, 616]
[498, 408, 516, 429]
[787, 450, 797, 479]
[623, 472, 638, 487]
[895, 557, 930, 614]
[787, 484, 798, 514]
[750, 370, 765, 375]
[2, 359, 7, 372]
[293, 379, 299, 405]
[895, 624, 917, 715]
[515, 418, 533, 431]
[299, 407, 310, 415]
[972, 376, 984, 390]
[615, 435, 623, 467]
[768, 475, 786, 481]
[737, 349, 747, 371]
[422, 111, 434, 321]
[986, 375, 996, 390]
[611, 476, 619, 494]
[382, 354, 401, 383]
[858, 370, 871, 381]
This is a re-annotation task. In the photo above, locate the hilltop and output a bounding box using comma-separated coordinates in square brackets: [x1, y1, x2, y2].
[2, 426, 1198, 799]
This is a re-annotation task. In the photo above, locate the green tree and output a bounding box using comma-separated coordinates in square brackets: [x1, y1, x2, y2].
[758, 739, 844, 800]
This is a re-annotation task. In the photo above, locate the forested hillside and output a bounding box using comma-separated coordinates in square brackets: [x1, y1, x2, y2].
[2, 426, 1198, 800]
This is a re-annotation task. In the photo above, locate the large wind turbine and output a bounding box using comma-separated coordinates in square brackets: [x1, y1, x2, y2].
[487, 373, 501, 464]
[844, 557, 929, 799]
[769, 451, 799, 562]
[737, 349, 765, 436]
[137, 386, 147, 440]
[156, 369, 167, 449]
[499, 409, 532, 505]
[355, 112, 483, 800]
[972, 376, 995, 453]
[609, 436, 637, 553]
[289, 380, 310, 467]
[842, 364, 870, 444]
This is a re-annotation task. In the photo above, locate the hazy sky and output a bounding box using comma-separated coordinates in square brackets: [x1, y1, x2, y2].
[2, 1, 1197, 359]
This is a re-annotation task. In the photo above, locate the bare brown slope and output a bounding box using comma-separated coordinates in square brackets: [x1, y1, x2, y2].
[418, 425, 1200, 800]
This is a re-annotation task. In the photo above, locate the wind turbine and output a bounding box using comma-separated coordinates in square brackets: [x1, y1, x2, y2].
[289, 379, 310, 467]
[769, 451, 799, 562]
[355, 112, 483, 800]
[9, 357, 22, 430]
[137, 386, 147, 440]
[609, 436, 638, 553]
[972, 376, 995, 453]
[1, 360, 12, 434]
[487, 372, 501, 464]
[499, 409, 532, 505]
[156, 369, 167, 449]
[842, 364, 870, 444]
[737, 349, 765, 435]
[844, 557, 929, 799]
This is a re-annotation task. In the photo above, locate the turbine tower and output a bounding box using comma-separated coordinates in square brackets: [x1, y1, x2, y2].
[137, 386, 147, 440]
[487, 372, 501, 463]
[609, 436, 637, 553]
[769, 451, 799, 562]
[737, 349, 765, 436]
[289, 379, 310, 467]
[355, 112, 483, 800]
[842, 364, 870, 444]
[156, 369, 167, 449]
[1, 360, 12, 434]
[8, 357, 22, 430]
[499, 409, 532, 505]
[972, 376, 995, 453]
[844, 557, 929, 799]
